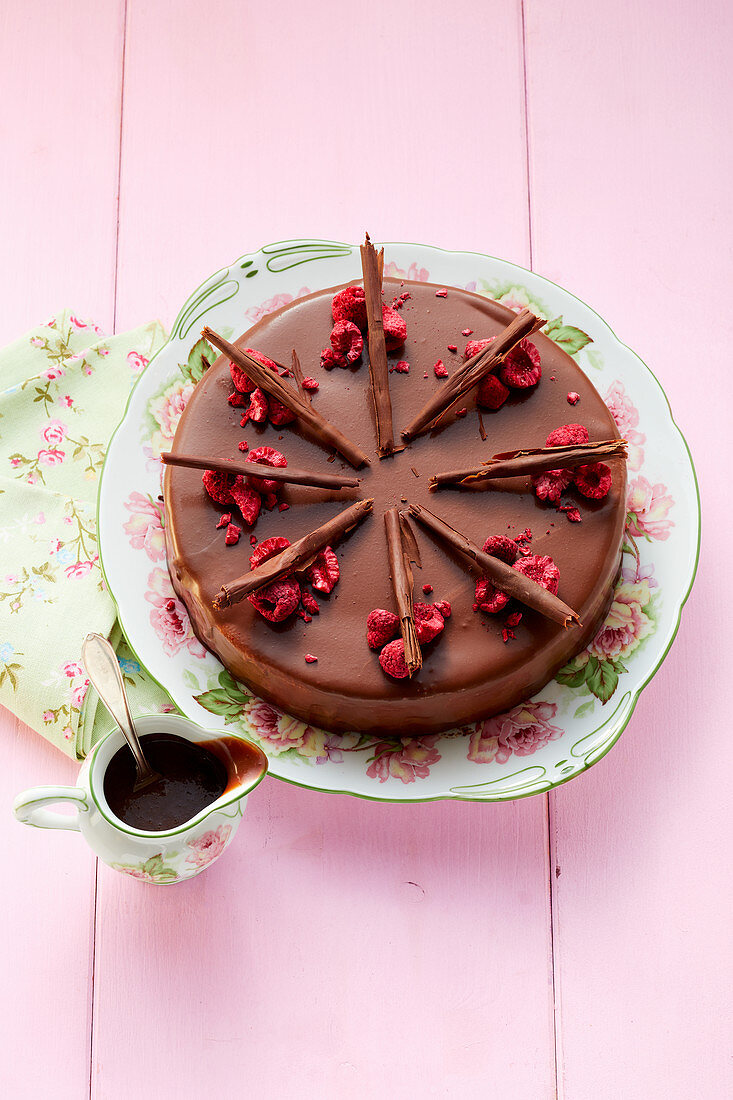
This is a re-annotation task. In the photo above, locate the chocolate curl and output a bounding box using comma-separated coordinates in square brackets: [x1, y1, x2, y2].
[160, 451, 361, 491]
[408, 503, 580, 628]
[360, 233, 396, 457]
[401, 309, 545, 441]
[290, 349, 311, 405]
[202, 327, 369, 469]
[429, 439, 627, 489]
[213, 498, 373, 610]
[384, 508, 422, 676]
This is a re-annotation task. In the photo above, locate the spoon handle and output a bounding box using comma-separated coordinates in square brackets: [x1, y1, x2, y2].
[81, 633, 155, 781]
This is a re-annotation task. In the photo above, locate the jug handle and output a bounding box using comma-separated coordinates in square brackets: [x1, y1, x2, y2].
[13, 786, 88, 831]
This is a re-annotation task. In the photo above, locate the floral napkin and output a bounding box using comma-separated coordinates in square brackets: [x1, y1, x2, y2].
[0, 311, 174, 758]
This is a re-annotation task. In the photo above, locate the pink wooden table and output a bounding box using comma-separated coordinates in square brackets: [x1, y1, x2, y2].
[2, 2, 730, 1096]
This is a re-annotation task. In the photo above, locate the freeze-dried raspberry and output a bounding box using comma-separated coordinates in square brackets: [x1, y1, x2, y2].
[248, 387, 268, 423]
[546, 423, 589, 447]
[238, 441, 249, 452]
[390, 360, 410, 373]
[321, 345, 345, 370]
[215, 512, 232, 529]
[422, 583, 433, 594]
[435, 289, 447, 298]
[434, 600, 451, 618]
[513, 554, 560, 595]
[434, 359, 448, 378]
[202, 469, 234, 505]
[447, 344, 458, 352]
[267, 396, 296, 426]
[474, 576, 510, 614]
[465, 337, 493, 359]
[304, 654, 318, 663]
[230, 348, 279, 394]
[382, 304, 407, 350]
[224, 523, 241, 546]
[302, 376, 319, 391]
[574, 462, 612, 499]
[228, 390, 248, 407]
[263, 492, 278, 511]
[246, 445, 287, 494]
[506, 611, 523, 627]
[564, 506, 582, 522]
[248, 578, 301, 622]
[331, 320, 363, 365]
[250, 534, 258, 546]
[366, 608, 400, 649]
[455, 407, 468, 418]
[532, 468, 574, 503]
[567, 391, 580, 405]
[476, 374, 509, 410]
[278, 502, 290, 512]
[306, 546, 339, 593]
[461, 328, 473, 336]
[229, 480, 261, 527]
[379, 638, 409, 679]
[499, 339, 541, 388]
[483, 534, 520, 564]
[249, 536, 290, 570]
[332, 286, 367, 329]
[414, 602, 445, 644]
[301, 590, 320, 615]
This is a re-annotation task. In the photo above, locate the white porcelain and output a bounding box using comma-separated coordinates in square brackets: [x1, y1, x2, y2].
[13, 714, 268, 884]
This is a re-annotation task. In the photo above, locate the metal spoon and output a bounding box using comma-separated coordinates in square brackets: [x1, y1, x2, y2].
[82, 633, 160, 790]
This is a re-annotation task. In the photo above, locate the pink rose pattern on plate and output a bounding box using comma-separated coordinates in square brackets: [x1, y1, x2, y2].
[126, 283, 676, 783]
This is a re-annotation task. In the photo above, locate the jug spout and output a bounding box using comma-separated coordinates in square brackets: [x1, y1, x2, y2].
[200, 733, 268, 806]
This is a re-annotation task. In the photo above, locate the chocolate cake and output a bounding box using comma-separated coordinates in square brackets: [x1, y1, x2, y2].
[164, 275, 627, 736]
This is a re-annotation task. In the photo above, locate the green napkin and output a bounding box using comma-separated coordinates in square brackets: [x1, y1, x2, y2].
[0, 311, 174, 758]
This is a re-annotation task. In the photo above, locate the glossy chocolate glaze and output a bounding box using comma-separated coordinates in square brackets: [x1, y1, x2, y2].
[164, 281, 626, 735]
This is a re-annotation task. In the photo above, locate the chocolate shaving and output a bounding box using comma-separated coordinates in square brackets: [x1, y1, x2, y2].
[202, 327, 369, 469]
[360, 233, 395, 457]
[384, 508, 422, 675]
[398, 512, 421, 568]
[213, 498, 374, 610]
[290, 349, 311, 405]
[160, 451, 361, 491]
[408, 503, 580, 627]
[401, 309, 545, 441]
[429, 439, 627, 489]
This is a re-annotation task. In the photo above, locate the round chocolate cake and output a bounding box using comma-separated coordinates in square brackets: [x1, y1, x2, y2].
[164, 279, 626, 736]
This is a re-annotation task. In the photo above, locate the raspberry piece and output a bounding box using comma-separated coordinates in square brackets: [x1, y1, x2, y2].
[224, 523, 241, 546]
[447, 344, 458, 352]
[247, 445, 287, 494]
[267, 396, 296, 426]
[434, 359, 448, 378]
[434, 600, 451, 618]
[230, 361, 255, 394]
[301, 590, 320, 615]
[381, 304, 407, 350]
[465, 337, 493, 359]
[202, 469, 234, 505]
[435, 289, 447, 298]
[248, 387, 268, 423]
[228, 390, 248, 407]
[321, 345, 345, 370]
[306, 546, 339, 593]
[391, 360, 409, 374]
[263, 492, 278, 511]
[229, 480, 261, 527]
[332, 286, 367, 329]
[506, 611, 523, 627]
[513, 554, 560, 595]
[474, 576, 510, 614]
[499, 339, 541, 388]
[574, 462, 612, 499]
[249, 536, 290, 570]
[455, 407, 467, 418]
[476, 374, 509, 410]
[414, 602, 445, 644]
[546, 423, 589, 447]
[304, 654, 318, 663]
[366, 608, 399, 650]
[483, 534, 520, 564]
[215, 512, 232, 529]
[564, 506, 582, 522]
[379, 639, 409, 679]
[238, 441, 249, 452]
[302, 376, 319, 391]
[248, 578, 301, 622]
[461, 328, 473, 336]
[278, 502, 290, 512]
[567, 391, 580, 405]
[532, 469, 574, 503]
[331, 320, 363, 365]
[422, 583, 433, 594]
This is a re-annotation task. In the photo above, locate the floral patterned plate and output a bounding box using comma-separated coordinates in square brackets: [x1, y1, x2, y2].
[98, 241, 699, 802]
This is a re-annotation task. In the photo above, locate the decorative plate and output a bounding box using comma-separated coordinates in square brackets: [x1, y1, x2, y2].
[98, 240, 699, 802]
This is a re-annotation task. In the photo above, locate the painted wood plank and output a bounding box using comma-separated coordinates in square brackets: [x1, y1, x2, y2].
[525, 2, 732, 1096]
[96, 2, 556, 1096]
[2, 709, 97, 1099]
[0, 1, 125, 343]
